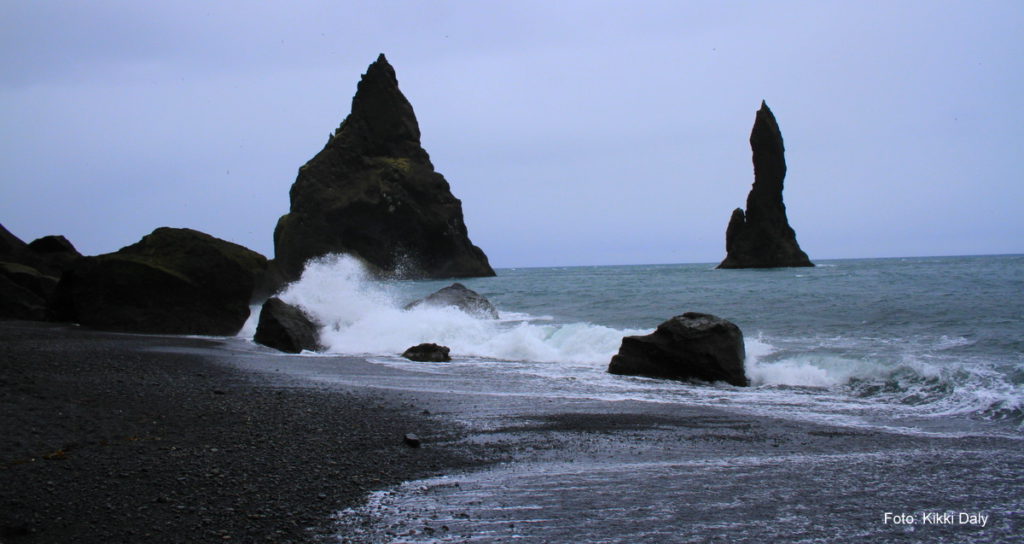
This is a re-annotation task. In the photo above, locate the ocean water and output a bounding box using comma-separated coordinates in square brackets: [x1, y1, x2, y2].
[241, 253, 1024, 438]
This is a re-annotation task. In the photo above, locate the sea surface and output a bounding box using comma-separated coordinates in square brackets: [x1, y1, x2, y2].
[237, 254, 1024, 542]
[242, 253, 1024, 439]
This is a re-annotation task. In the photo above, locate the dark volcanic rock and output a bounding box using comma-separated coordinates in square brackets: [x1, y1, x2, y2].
[0, 224, 45, 274]
[404, 282, 499, 319]
[717, 101, 813, 269]
[0, 225, 69, 318]
[51, 227, 267, 335]
[251, 259, 290, 303]
[28, 234, 78, 256]
[608, 312, 748, 386]
[28, 234, 82, 277]
[0, 223, 30, 261]
[0, 261, 58, 299]
[273, 53, 495, 281]
[402, 343, 451, 362]
[1, 225, 81, 274]
[0, 271, 47, 320]
[253, 297, 321, 353]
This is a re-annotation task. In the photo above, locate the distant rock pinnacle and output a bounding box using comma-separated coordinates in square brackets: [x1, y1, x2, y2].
[717, 101, 813, 269]
[273, 54, 495, 280]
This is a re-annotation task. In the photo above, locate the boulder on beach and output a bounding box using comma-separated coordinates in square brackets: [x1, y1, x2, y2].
[404, 282, 499, 319]
[717, 101, 813, 269]
[402, 343, 451, 362]
[608, 312, 748, 386]
[51, 227, 268, 335]
[253, 297, 321, 353]
[272, 53, 495, 282]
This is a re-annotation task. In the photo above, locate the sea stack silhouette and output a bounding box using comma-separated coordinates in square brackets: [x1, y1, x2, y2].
[273, 54, 495, 280]
[717, 101, 813, 269]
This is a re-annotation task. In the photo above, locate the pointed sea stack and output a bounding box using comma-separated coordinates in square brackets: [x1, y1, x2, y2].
[272, 54, 495, 281]
[717, 101, 813, 269]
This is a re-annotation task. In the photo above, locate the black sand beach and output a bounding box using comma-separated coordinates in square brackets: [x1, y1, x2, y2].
[0, 321, 493, 543]
[3, 321, 1022, 543]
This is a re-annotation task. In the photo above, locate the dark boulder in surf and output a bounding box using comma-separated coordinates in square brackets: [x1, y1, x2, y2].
[272, 53, 495, 282]
[404, 282, 499, 319]
[51, 227, 267, 335]
[717, 101, 813, 269]
[608, 312, 748, 386]
[254, 297, 321, 353]
[402, 343, 451, 362]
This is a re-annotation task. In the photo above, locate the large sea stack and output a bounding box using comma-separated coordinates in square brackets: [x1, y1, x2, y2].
[273, 54, 495, 281]
[717, 101, 813, 269]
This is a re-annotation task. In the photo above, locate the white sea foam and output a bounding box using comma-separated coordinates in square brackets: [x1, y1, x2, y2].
[243, 255, 1023, 430]
[744, 335, 874, 388]
[237, 304, 261, 339]
[266, 254, 644, 365]
[748, 352, 890, 388]
[745, 333, 1024, 424]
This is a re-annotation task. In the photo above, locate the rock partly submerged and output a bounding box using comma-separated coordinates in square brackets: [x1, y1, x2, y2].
[405, 282, 499, 319]
[402, 343, 452, 362]
[253, 297, 321, 353]
[608, 312, 748, 387]
[718, 101, 813, 269]
[52, 227, 267, 335]
[273, 54, 494, 282]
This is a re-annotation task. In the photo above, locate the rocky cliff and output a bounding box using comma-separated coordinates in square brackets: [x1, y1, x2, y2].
[717, 101, 813, 269]
[273, 54, 495, 281]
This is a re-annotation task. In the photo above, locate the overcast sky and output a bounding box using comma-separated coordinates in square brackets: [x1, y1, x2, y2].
[1, 1, 1021, 267]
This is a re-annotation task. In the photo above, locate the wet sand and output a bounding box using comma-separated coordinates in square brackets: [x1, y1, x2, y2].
[2, 321, 1022, 543]
[323, 384, 1023, 542]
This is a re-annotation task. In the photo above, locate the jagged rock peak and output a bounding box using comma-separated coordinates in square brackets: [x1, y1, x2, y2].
[332, 52, 424, 160]
[272, 54, 495, 282]
[748, 100, 785, 201]
[717, 101, 813, 269]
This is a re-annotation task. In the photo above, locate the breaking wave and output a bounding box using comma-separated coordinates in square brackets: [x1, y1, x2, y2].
[747, 335, 1024, 424]
[268, 254, 644, 364]
[243, 254, 1023, 430]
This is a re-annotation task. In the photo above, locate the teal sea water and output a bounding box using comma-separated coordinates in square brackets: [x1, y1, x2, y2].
[244, 254, 1024, 438]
